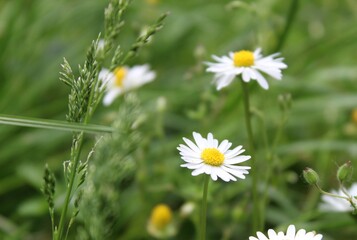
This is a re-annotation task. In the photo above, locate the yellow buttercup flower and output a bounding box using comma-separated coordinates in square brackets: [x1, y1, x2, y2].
[150, 204, 172, 230]
[147, 204, 176, 239]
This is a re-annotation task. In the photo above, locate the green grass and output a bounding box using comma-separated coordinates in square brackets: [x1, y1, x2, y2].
[0, 0, 357, 239]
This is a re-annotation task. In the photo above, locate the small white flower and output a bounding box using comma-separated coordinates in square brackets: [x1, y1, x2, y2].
[205, 48, 287, 90]
[99, 64, 156, 106]
[97, 39, 105, 51]
[320, 183, 357, 212]
[249, 225, 323, 240]
[177, 132, 251, 182]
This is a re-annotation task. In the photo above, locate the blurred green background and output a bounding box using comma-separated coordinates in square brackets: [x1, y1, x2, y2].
[1, 0, 357, 239]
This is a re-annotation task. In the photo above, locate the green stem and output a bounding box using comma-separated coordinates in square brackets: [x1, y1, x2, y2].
[200, 175, 209, 240]
[240, 80, 259, 232]
[56, 133, 84, 240]
[0, 114, 114, 134]
[260, 110, 289, 228]
[57, 66, 101, 240]
[274, 0, 299, 52]
[315, 184, 349, 200]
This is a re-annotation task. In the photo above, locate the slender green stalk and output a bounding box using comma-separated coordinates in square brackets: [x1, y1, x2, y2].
[259, 109, 289, 228]
[0, 114, 114, 134]
[315, 184, 349, 200]
[200, 175, 210, 240]
[274, 0, 299, 52]
[240, 80, 259, 232]
[56, 133, 84, 240]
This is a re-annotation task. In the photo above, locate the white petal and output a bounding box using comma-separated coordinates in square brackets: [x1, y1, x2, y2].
[214, 168, 234, 182]
[183, 137, 201, 153]
[192, 167, 205, 176]
[256, 232, 269, 240]
[181, 156, 202, 163]
[181, 162, 204, 169]
[224, 145, 243, 158]
[216, 74, 236, 90]
[210, 172, 218, 181]
[98, 68, 114, 86]
[295, 229, 306, 238]
[124, 64, 155, 90]
[218, 140, 232, 153]
[103, 88, 122, 106]
[314, 234, 323, 240]
[221, 166, 248, 179]
[252, 69, 269, 89]
[242, 68, 252, 82]
[267, 229, 278, 239]
[207, 133, 214, 147]
[193, 132, 207, 150]
[286, 225, 296, 238]
[225, 155, 251, 164]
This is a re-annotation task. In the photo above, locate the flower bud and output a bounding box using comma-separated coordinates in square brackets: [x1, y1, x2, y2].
[337, 161, 352, 183]
[278, 93, 292, 111]
[303, 168, 319, 185]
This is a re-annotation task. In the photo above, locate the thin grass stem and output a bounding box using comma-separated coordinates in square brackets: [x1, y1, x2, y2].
[240, 80, 259, 232]
[274, 0, 300, 52]
[0, 114, 114, 134]
[200, 175, 209, 240]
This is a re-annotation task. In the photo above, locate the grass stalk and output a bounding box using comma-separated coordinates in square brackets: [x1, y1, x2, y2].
[200, 175, 210, 240]
[240, 80, 259, 232]
[0, 114, 114, 134]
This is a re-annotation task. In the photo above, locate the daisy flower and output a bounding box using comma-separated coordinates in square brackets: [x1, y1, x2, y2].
[99, 64, 156, 106]
[249, 225, 323, 240]
[177, 132, 251, 182]
[205, 48, 287, 90]
[320, 183, 357, 212]
[147, 204, 176, 238]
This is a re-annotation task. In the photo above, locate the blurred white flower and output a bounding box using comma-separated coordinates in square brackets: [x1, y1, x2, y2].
[179, 202, 195, 218]
[249, 225, 323, 240]
[320, 183, 357, 212]
[205, 48, 287, 90]
[177, 132, 251, 182]
[99, 64, 156, 106]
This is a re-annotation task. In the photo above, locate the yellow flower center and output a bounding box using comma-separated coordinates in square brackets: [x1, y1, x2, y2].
[201, 148, 225, 166]
[233, 50, 255, 67]
[150, 204, 172, 230]
[114, 67, 127, 87]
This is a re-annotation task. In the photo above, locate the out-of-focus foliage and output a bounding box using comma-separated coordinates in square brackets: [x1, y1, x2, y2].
[0, 0, 357, 239]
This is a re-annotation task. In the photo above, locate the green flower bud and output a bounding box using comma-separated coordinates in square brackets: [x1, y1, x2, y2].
[337, 161, 352, 183]
[303, 168, 319, 185]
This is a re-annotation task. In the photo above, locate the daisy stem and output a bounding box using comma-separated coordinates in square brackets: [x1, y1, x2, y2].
[240, 80, 260, 232]
[200, 175, 210, 240]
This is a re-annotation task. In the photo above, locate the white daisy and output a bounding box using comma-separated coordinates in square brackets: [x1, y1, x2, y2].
[205, 48, 287, 90]
[249, 225, 323, 240]
[99, 64, 156, 106]
[320, 183, 357, 212]
[177, 132, 251, 182]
